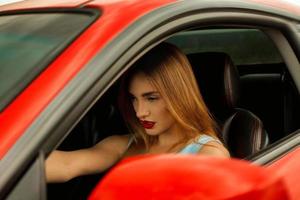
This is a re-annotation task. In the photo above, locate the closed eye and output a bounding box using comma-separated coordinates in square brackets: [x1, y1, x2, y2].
[145, 94, 160, 102]
[129, 94, 136, 102]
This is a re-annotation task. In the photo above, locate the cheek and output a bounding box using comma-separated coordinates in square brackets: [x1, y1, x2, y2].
[156, 107, 175, 124]
[151, 100, 175, 124]
[164, 110, 175, 124]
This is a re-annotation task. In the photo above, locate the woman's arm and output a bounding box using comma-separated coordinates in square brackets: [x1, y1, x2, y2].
[46, 135, 129, 183]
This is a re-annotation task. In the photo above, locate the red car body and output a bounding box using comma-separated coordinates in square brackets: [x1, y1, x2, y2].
[0, 0, 300, 199]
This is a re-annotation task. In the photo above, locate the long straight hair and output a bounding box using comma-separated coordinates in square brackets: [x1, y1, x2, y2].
[118, 43, 219, 150]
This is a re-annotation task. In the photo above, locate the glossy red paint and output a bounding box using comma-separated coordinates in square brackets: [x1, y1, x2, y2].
[268, 147, 300, 200]
[0, 0, 176, 158]
[89, 155, 289, 200]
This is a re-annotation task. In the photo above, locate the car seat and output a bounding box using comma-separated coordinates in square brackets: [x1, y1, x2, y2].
[187, 52, 269, 158]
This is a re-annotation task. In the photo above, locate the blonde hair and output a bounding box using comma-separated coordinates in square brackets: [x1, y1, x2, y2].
[118, 43, 219, 150]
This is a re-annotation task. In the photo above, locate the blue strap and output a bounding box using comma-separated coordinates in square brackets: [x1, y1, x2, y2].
[179, 135, 218, 154]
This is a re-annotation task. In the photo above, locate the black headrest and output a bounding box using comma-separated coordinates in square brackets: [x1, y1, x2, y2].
[222, 108, 269, 158]
[187, 52, 240, 121]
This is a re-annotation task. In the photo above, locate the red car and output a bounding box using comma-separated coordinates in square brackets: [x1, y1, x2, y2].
[0, 0, 300, 199]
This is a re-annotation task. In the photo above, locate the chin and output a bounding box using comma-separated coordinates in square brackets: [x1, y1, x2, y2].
[145, 129, 160, 136]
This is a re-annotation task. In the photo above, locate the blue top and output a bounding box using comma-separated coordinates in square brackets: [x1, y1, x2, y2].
[179, 134, 219, 154]
[125, 134, 219, 154]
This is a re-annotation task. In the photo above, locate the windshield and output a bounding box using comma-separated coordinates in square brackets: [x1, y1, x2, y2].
[0, 11, 98, 111]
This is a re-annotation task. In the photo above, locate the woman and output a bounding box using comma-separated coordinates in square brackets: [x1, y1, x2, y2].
[46, 43, 229, 183]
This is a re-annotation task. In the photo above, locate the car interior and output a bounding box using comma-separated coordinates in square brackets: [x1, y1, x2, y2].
[47, 27, 300, 199]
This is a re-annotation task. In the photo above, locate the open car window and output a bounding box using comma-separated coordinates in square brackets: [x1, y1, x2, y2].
[168, 28, 300, 144]
[166, 29, 283, 65]
[48, 27, 300, 199]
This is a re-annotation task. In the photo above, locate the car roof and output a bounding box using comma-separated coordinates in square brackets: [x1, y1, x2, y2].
[0, 0, 89, 11]
[0, 0, 177, 12]
[0, 0, 179, 12]
[0, 0, 299, 16]
[248, 0, 300, 15]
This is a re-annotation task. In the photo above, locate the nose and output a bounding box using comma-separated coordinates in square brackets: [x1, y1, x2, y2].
[134, 100, 150, 119]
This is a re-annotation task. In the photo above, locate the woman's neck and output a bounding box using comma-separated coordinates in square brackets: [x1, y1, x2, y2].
[149, 125, 189, 153]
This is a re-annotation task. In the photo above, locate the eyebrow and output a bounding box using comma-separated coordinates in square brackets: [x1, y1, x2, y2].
[129, 91, 159, 97]
[142, 92, 159, 97]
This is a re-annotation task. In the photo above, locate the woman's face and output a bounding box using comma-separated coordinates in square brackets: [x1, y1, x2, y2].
[128, 72, 177, 136]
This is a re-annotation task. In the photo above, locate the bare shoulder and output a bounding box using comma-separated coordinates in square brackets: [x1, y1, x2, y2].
[198, 141, 230, 158]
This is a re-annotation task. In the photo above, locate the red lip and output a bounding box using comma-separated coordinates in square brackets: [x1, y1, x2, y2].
[140, 120, 156, 129]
